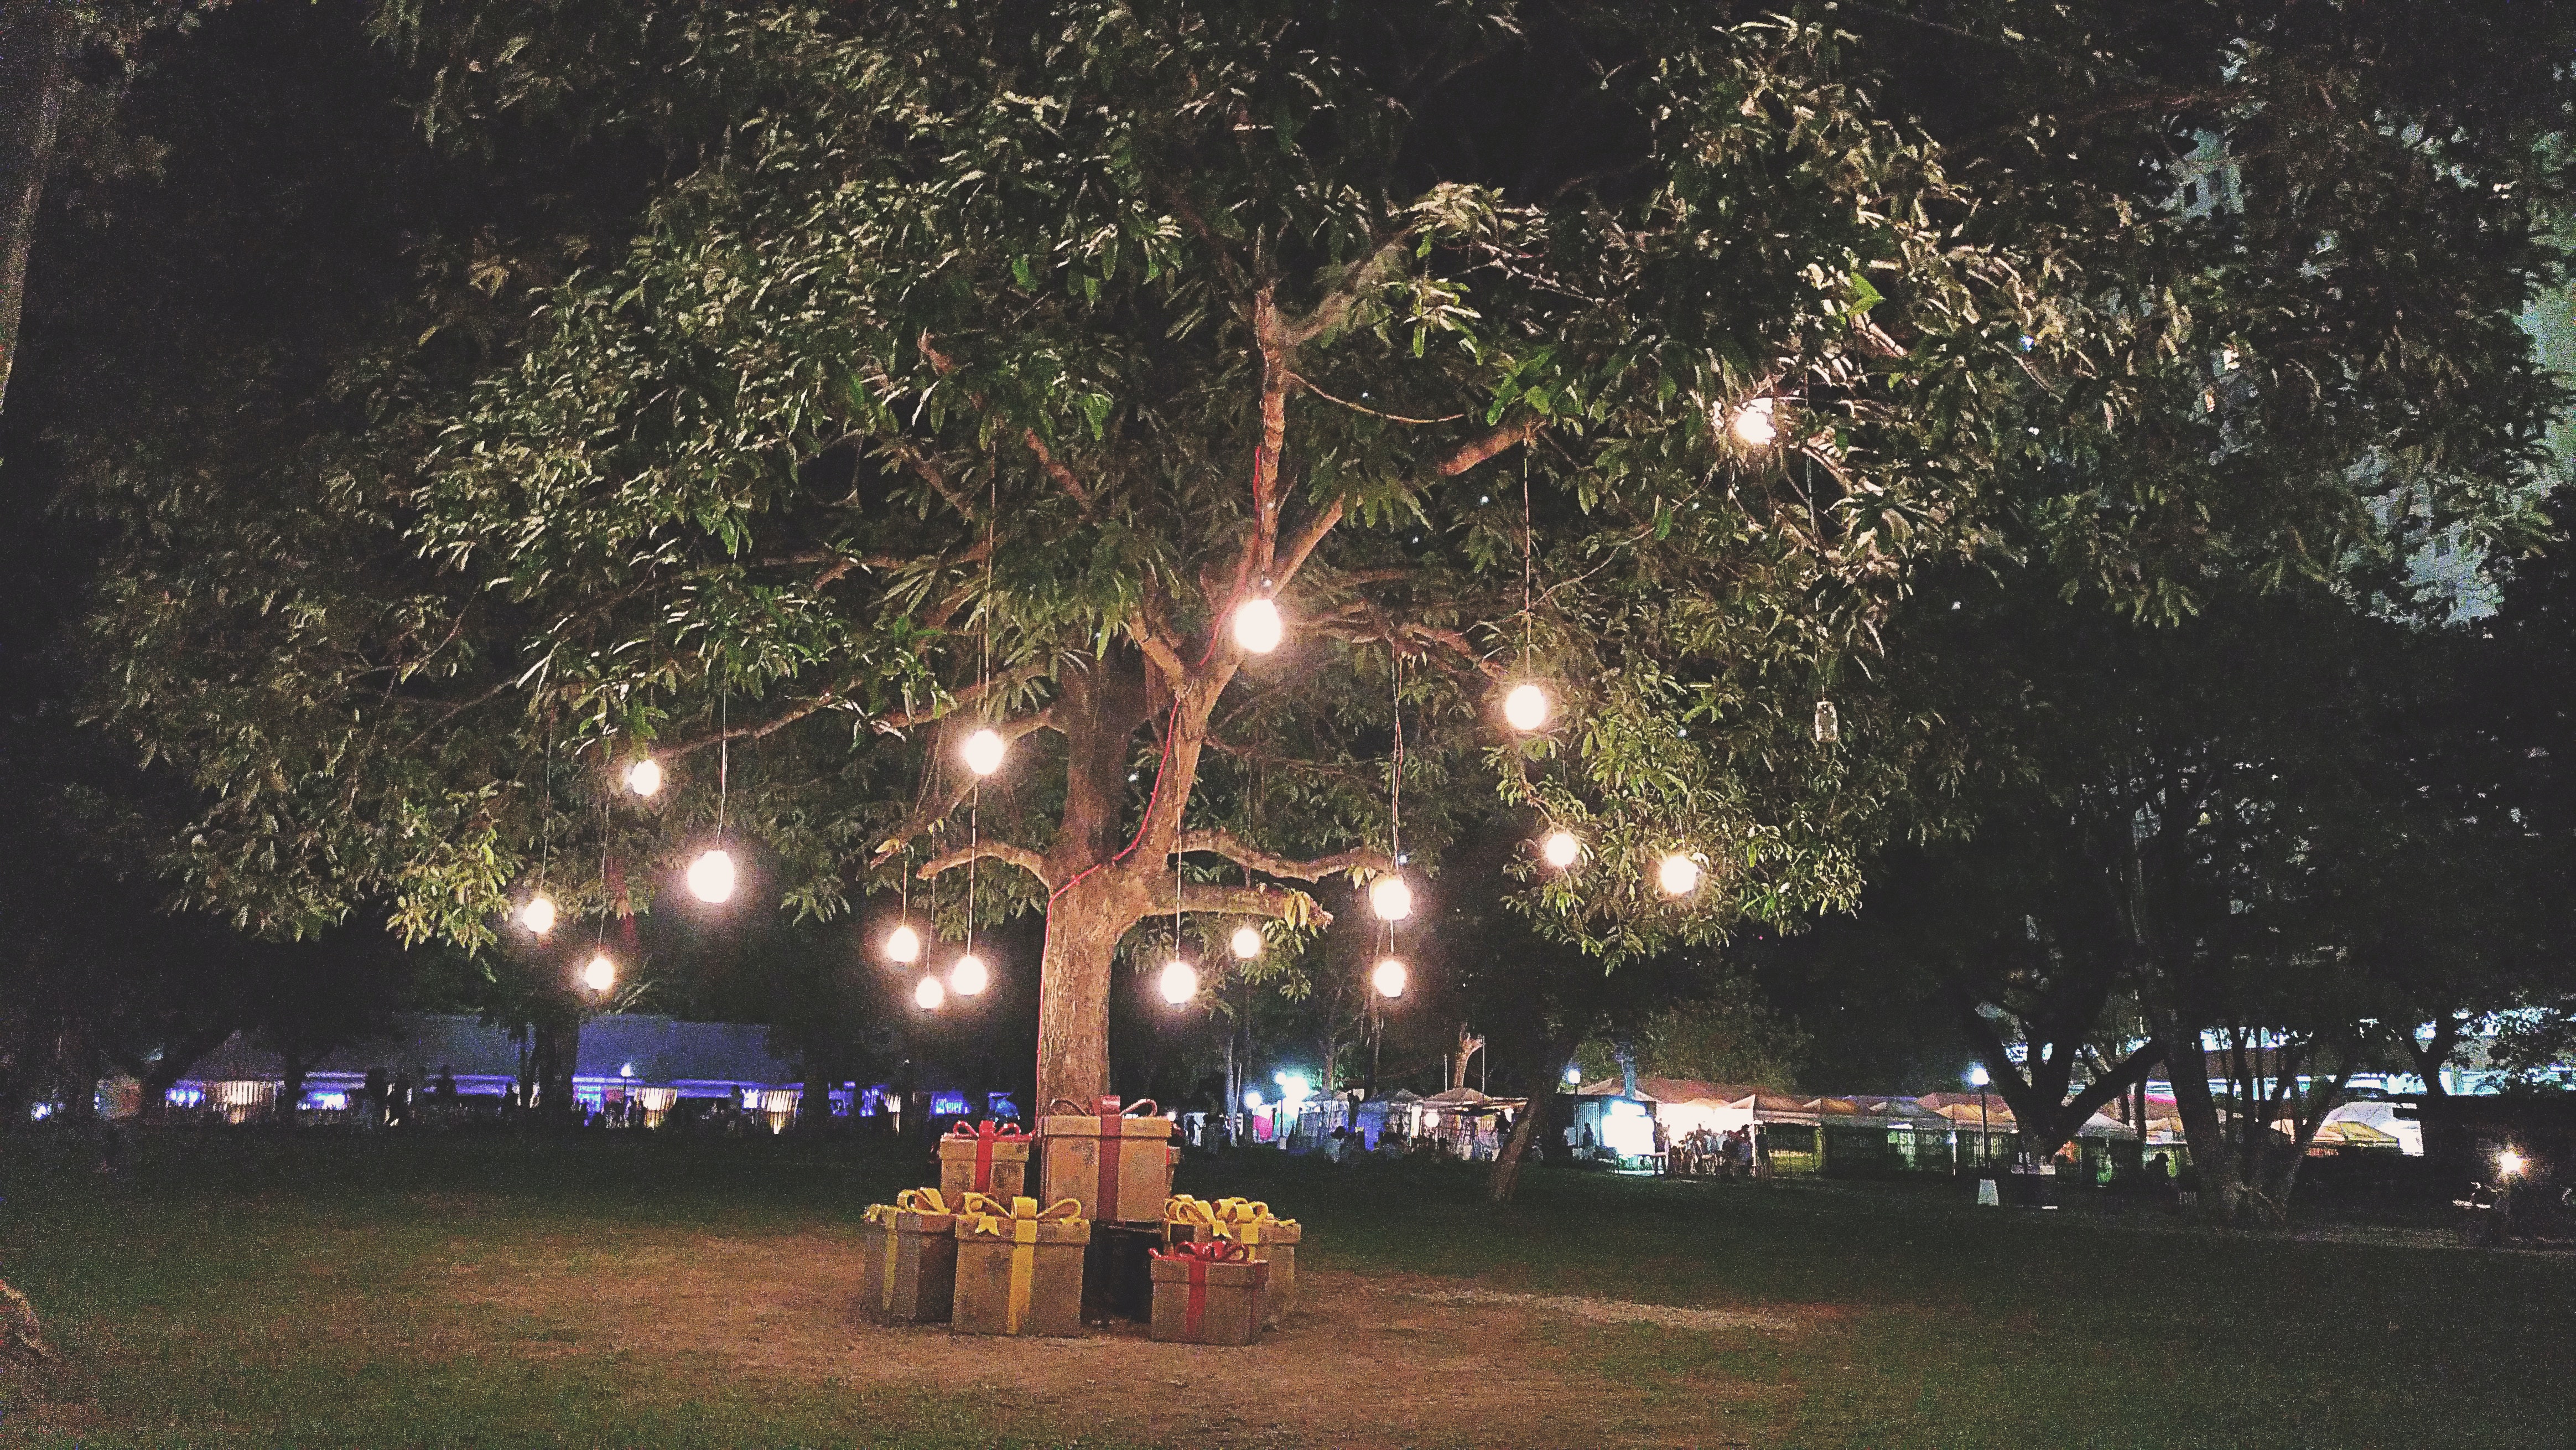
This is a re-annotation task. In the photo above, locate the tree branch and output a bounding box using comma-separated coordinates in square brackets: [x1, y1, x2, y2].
[917, 839, 1055, 889]
[1149, 881, 1336, 929]
[868, 707, 1057, 861]
[1179, 828, 1393, 882]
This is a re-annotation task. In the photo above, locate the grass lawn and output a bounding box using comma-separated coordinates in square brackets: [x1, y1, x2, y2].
[1, 1131, 2569, 1448]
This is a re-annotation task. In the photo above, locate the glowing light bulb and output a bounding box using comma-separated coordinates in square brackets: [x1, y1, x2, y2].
[520, 893, 557, 936]
[1541, 831, 1580, 869]
[1503, 683, 1551, 732]
[915, 975, 946, 1009]
[685, 848, 736, 904]
[960, 727, 1007, 777]
[884, 922, 922, 964]
[948, 953, 990, 996]
[1369, 873, 1414, 921]
[1728, 397, 1778, 447]
[1233, 597, 1284, 655]
[2499, 1149, 2527, 1178]
[1658, 853, 1701, 896]
[581, 952, 617, 992]
[625, 758, 663, 796]
[1373, 956, 1408, 998]
[1229, 924, 1264, 960]
[1159, 958, 1199, 1004]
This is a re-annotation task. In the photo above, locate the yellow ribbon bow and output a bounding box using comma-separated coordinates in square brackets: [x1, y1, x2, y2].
[1162, 1194, 1222, 1234]
[959, 1194, 1086, 1332]
[865, 1189, 954, 1313]
[896, 1187, 954, 1214]
[1212, 1197, 1274, 1246]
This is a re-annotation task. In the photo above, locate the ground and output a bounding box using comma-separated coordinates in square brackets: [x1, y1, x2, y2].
[1, 1135, 2569, 1448]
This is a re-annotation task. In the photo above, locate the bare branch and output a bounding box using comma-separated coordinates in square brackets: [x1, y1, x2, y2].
[1285, 370, 1467, 426]
[870, 661, 1051, 736]
[1022, 428, 1090, 506]
[1274, 498, 1346, 588]
[918, 839, 1056, 889]
[1149, 881, 1336, 929]
[1180, 828, 1393, 882]
[1431, 416, 1542, 478]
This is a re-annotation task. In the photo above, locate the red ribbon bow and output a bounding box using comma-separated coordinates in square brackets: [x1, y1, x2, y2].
[1154, 1240, 1250, 1338]
[948, 1119, 1029, 1192]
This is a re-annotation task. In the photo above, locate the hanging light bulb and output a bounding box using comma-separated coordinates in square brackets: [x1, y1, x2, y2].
[1502, 682, 1552, 732]
[1540, 831, 1581, 869]
[1232, 596, 1284, 655]
[948, 953, 990, 996]
[960, 727, 1007, 778]
[1229, 924, 1264, 960]
[581, 952, 617, 992]
[1159, 957, 1200, 1004]
[1373, 956, 1409, 998]
[1728, 396, 1779, 448]
[915, 975, 947, 1009]
[520, 893, 557, 936]
[1658, 852, 1702, 897]
[884, 922, 922, 965]
[1368, 873, 1414, 921]
[1812, 698, 1840, 744]
[625, 758, 663, 797]
[685, 848, 737, 904]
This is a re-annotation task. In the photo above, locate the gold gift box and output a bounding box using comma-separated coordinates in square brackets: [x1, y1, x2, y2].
[857, 1189, 959, 1324]
[951, 1194, 1091, 1338]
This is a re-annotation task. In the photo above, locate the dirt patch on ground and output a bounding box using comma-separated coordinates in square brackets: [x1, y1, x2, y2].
[445, 1230, 1835, 1449]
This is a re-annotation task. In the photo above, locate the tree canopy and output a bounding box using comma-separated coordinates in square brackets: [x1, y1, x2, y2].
[77, 0, 2576, 1116]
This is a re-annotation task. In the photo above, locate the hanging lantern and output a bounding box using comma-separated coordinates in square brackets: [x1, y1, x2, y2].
[884, 922, 922, 965]
[1727, 397, 1779, 448]
[1658, 852, 1702, 897]
[1372, 956, 1409, 998]
[1812, 698, 1840, 744]
[625, 758, 663, 797]
[1502, 682, 1552, 733]
[519, 893, 557, 936]
[1540, 831, 1581, 869]
[1232, 597, 1285, 655]
[1229, 924, 1264, 960]
[960, 727, 1007, 778]
[1159, 958, 1200, 1004]
[581, 952, 617, 992]
[915, 975, 947, 1009]
[949, 953, 990, 996]
[685, 848, 737, 904]
[1368, 873, 1414, 921]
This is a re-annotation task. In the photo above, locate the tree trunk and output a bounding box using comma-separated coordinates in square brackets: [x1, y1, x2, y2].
[2152, 1009, 2245, 1219]
[1487, 1089, 1555, 1203]
[277, 1052, 309, 1126]
[0, 0, 72, 415]
[1035, 871, 1138, 1110]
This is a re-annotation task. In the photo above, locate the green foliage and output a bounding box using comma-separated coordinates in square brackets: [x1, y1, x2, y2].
[1573, 970, 1809, 1091]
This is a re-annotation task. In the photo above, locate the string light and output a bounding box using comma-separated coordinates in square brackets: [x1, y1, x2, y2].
[581, 952, 617, 992]
[625, 758, 662, 797]
[949, 953, 990, 996]
[961, 727, 1007, 778]
[1369, 873, 1414, 922]
[1658, 852, 1702, 896]
[1503, 682, 1551, 733]
[1541, 831, 1580, 869]
[1728, 397, 1779, 447]
[885, 923, 922, 965]
[520, 894, 557, 936]
[1159, 958, 1199, 1004]
[1373, 957, 1408, 998]
[686, 848, 736, 904]
[1232, 596, 1284, 655]
[1229, 924, 1264, 960]
[915, 975, 946, 1009]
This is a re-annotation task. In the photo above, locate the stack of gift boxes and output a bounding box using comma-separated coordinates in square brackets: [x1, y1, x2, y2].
[856, 1096, 1301, 1346]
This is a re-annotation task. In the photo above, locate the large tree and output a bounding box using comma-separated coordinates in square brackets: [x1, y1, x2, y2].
[83, 0, 2576, 1123]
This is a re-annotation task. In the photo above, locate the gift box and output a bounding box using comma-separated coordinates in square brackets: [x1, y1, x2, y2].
[938, 1119, 1032, 1203]
[1149, 1241, 1269, 1347]
[1039, 1096, 1177, 1225]
[951, 1193, 1090, 1338]
[857, 1188, 959, 1324]
[1164, 1195, 1303, 1327]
